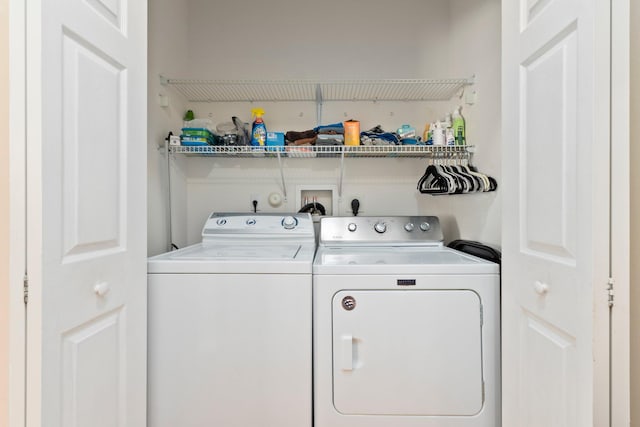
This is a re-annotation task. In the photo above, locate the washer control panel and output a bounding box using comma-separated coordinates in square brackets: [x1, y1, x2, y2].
[320, 216, 443, 246]
[202, 212, 314, 240]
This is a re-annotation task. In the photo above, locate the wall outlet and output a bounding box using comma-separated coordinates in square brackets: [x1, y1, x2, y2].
[249, 194, 260, 212]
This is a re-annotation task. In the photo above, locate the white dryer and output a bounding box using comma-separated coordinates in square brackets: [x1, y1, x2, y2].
[313, 216, 500, 427]
[147, 212, 315, 427]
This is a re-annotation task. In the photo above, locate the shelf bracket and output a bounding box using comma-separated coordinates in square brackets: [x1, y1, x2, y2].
[159, 74, 169, 86]
[276, 151, 288, 201]
[315, 84, 323, 127]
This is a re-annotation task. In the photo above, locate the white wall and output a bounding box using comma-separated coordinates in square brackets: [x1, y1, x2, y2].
[185, 0, 452, 81]
[630, 1, 639, 425]
[147, 0, 190, 255]
[0, 0, 8, 423]
[149, 0, 502, 248]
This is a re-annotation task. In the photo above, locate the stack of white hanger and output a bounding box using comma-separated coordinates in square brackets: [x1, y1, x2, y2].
[417, 153, 497, 195]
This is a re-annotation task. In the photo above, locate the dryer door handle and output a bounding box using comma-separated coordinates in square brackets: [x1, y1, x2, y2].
[340, 335, 354, 371]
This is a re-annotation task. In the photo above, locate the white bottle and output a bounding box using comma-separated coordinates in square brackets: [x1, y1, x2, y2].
[433, 121, 445, 146]
[446, 127, 455, 146]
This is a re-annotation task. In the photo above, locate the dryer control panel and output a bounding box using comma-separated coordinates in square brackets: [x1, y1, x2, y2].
[319, 216, 443, 246]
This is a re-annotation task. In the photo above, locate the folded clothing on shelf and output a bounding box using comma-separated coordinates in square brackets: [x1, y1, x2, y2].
[317, 133, 344, 142]
[314, 122, 344, 134]
[360, 125, 400, 146]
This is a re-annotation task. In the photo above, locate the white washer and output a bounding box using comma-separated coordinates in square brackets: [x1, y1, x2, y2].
[313, 216, 500, 427]
[148, 212, 315, 427]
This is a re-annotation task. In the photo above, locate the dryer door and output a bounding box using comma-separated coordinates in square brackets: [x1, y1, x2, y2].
[332, 290, 483, 416]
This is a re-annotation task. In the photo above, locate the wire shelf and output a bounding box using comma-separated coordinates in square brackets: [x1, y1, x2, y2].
[162, 78, 475, 103]
[169, 145, 473, 158]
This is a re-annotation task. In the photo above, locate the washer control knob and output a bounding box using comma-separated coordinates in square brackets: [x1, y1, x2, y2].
[347, 223, 357, 232]
[216, 218, 227, 226]
[374, 222, 387, 234]
[282, 216, 297, 230]
[420, 222, 431, 232]
[246, 218, 256, 226]
[404, 222, 415, 232]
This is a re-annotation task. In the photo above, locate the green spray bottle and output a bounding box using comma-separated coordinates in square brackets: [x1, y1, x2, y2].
[452, 107, 465, 145]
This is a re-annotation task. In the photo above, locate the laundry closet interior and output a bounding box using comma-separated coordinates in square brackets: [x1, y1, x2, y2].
[147, 0, 502, 256]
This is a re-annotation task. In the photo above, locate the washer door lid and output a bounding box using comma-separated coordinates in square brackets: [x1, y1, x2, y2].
[332, 290, 483, 416]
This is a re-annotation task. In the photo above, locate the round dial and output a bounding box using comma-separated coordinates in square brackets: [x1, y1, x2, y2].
[246, 218, 256, 226]
[216, 218, 227, 226]
[374, 222, 387, 234]
[420, 222, 431, 232]
[282, 216, 297, 229]
[347, 223, 357, 232]
[404, 222, 415, 232]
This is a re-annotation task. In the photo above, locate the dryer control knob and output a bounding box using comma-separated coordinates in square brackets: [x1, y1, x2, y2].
[374, 222, 387, 234]
[404, 222, 415, 232]
[420, 222, 431, 232]
[347, 223, 357, 232]
[282, 216, 298, 229]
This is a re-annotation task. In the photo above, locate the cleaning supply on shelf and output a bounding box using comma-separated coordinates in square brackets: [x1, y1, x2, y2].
[422, 123, 430, 142]
[250, 108, 267, 146]
[452, 106, 466, 145]
[424, 123, 434, 145]
[432, 121, 445, 146]
[446, 127, 455, 146]
[397, 124, 416, 140]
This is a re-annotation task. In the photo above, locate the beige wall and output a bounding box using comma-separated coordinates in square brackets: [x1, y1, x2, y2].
[632, 2, 639, 426]
[0, 0, 9, 424]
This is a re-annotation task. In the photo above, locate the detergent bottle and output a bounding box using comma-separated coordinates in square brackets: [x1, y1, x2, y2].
[452, 106, 466, 145]
[250, 108, 267, 146]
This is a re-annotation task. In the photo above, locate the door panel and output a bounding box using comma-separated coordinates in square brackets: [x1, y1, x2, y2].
[332, 290, 483, 416]
[520, 24, 577, 263]
[62, 308, 125, 427]
[62, 30, 125, 259]
[502, 0, 610, 426]
[518, 310, 577, 427]
[28, 0, 147, 425]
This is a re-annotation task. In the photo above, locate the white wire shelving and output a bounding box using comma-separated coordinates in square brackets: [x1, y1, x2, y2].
[160, 77, 475, 103]
[160, 76, 475, 124]
[169, 144, 472, 158]
[160, 76, 478, 217]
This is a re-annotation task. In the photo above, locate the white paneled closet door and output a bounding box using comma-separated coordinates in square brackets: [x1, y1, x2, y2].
[25, 0, 147, 426]
[502, 0, 612, 426]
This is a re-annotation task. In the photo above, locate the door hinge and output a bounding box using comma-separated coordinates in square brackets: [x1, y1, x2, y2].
[607, 277, 614, 308]
[23, 274, 28, 305]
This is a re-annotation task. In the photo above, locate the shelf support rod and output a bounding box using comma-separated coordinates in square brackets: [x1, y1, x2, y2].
[338, 149, 345, 198]
[165, 138, 174, 252]
[315, 84, 323, 127]
[276, 150, 288, 201]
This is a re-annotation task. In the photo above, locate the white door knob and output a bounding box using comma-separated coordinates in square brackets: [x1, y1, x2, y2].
[94, 282, 110, 297]
[534, 281, 549, 295]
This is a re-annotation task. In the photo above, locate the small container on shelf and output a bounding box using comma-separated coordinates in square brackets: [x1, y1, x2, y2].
[266, 132, 285, 152]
